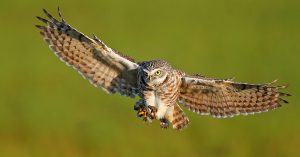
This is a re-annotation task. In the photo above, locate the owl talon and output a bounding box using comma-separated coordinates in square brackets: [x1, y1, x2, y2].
[159, 118, 169, 129]
[148, 106, 157, 119]
[137, 109, 147, 117]
[148, 106, 158, 113]
[136, 107, 153, 123]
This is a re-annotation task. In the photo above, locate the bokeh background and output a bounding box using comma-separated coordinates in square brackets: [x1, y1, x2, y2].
[0, 0, 299, 157]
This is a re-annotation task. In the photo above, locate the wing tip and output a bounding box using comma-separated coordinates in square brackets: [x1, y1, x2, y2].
[42, 8, 48, 14]
[35, 24, 43, 29]
[57, 6, 66, 23]
[36, 16, 51, 25]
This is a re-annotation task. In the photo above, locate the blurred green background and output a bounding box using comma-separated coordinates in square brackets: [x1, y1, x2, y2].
[0, 0, 299, 157]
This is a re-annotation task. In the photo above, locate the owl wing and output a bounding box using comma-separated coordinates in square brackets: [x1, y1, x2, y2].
[178, 75, 290, 118]
[36, 8, 139, 97]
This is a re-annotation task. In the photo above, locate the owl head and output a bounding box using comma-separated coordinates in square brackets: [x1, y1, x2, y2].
[140, 60, 172, 86]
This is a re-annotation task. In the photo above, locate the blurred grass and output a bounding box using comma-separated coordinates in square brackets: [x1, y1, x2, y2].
[0, 0, 299, 157]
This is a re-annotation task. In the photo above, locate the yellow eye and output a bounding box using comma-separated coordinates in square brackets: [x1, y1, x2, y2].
[155, 70, 161, 76]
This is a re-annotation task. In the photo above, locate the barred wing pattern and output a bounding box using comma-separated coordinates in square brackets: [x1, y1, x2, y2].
[179, 77, 290, 118]
[36, 9, 139, 97]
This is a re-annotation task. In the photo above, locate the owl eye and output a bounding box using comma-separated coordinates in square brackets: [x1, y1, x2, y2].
[155, 70, 161, 76]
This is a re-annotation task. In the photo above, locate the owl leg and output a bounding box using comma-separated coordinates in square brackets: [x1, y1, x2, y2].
[155, 105, 171, 129]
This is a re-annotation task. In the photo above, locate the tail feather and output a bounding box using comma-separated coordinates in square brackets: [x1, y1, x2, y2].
[170, 104, 189, 130]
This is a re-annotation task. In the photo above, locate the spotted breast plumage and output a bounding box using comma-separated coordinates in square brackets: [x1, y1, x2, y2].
[36, 8, 290, 130]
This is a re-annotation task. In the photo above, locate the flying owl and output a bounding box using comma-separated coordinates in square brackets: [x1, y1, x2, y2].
[36, 8, 290, 130]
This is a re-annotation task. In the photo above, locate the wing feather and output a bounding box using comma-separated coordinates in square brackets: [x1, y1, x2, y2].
[36, 8, 139, 97]
[179, 76, 290, 118]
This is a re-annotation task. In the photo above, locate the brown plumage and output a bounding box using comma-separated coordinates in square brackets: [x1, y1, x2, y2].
[171, 105, 190, 130]
[179, 78, 289, 118]
[36, 8, 290, 130]
[36, 9, 139, 97]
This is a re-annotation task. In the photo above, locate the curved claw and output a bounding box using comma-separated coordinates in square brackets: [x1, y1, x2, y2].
[148, 106, 157, 119]
[137, 110, 147, 117]
[136, 107, 152, 123]
[159, 118, 169, 129]
[134, 100, 158, 123]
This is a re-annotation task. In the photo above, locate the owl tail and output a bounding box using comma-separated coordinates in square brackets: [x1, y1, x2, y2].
[170, 104, 190, 130]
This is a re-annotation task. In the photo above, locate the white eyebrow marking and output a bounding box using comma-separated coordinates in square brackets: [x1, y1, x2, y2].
[143, 69, 150, 74]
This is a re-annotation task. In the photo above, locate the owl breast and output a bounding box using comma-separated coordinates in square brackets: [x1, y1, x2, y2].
[138, 71, 182, 119]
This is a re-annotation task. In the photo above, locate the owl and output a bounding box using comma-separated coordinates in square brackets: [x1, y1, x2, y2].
[36, 8, 290, 130]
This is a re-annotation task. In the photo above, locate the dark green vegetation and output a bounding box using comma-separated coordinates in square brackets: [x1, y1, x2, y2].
[0, 0, 299, 157]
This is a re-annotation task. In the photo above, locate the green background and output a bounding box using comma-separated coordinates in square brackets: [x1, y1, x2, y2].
[0, 0, 299, 157]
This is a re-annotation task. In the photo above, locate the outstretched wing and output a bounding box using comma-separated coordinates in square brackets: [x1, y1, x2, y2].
[36, 8, 139, 97]
[178, 76, 290, 118]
